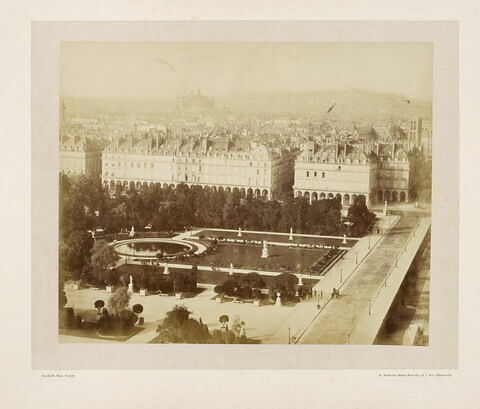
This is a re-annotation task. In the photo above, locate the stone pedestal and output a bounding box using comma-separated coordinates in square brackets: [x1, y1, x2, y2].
[128, 283, 133, 294]
[175, 292, 183, 300]
[105, 285, 112, 293]
[216, 296, 222, 304]
[383, 201, 388, 216]
[289, 227, 294, 240]
[229, 263, 234, 276]
[254, 299, 260, 307]
[139, 289, 146, 296]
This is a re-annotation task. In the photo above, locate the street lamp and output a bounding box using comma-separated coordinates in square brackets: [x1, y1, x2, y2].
[355, 252, 358, 265]
[340, 268, 343, 283]
[288, 327, 291, 344]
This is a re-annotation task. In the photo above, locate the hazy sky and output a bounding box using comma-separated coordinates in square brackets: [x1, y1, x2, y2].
[60, 42, 433, 101]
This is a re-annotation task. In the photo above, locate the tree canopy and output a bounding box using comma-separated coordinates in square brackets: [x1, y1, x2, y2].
[107, 286, 131, 317]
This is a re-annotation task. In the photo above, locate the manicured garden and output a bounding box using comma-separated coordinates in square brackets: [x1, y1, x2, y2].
[193, 229, 358, 248]
[197, 243, 328, 272]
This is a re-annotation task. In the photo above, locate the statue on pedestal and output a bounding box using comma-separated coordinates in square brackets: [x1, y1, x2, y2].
[289, 227, 294, 241]
[164, 262, 169, 275]
[275, 292, 282, 307]
[237, 227, 242, 237]
[383, 201, 388, 216]
[229, 263, 234, 276]
[342, 234, 347, 244]
[128, 275, 133, 293]
[129, 226, 135, 238]
[261, 240, 269, 258]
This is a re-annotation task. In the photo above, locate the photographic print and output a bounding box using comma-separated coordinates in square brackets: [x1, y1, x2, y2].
[57, 41, 432, 346]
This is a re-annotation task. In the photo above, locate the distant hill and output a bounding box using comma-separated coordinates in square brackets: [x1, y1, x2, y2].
[63, 89, 432, 120]
[215, 89, 432, 119]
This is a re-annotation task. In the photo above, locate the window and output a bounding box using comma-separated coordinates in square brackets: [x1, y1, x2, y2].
[322, 172, 325, 178]
[314, 171, 317, 177]
[338, 166, 342, 171]
[306, 171, 310, 177]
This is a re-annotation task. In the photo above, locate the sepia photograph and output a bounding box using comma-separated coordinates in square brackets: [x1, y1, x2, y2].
[3, 5, 477, 408]
[58, 41, 433, 346]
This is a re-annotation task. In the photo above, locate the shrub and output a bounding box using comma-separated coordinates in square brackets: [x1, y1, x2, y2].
[97, 309, 137, 336]
[59, 307, 75, 329]
[213, 285, 224, 294]
[236, 286, 252, 299]
[221, 278, 237, 296]
[132, 304, 144, 314]
[94, 299, 105, 312]
[252, 289, 262, 300]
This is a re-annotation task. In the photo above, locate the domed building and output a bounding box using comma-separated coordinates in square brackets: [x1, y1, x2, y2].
[181, 90, 215, 112]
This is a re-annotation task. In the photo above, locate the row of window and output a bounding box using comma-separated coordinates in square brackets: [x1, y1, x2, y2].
[306, 167, 343, 178]
[306, 171, 326, 178]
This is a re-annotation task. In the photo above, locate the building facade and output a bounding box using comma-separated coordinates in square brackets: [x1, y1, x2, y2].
[375, 143, 410, 203]
[59, 135, 103, 177]
[294, 142, 411, 205]
[293, 142, 377, 206]
[102, 134, 294, 200]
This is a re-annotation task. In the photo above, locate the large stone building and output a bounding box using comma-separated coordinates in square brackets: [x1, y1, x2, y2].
[405, 117, 432, 160]
[59, 135, 103, 177]
[294, 142, 411, 205]
[102, 134, 295, 200]
[375, 143, 410, 203]
[294, 142, 377, 206]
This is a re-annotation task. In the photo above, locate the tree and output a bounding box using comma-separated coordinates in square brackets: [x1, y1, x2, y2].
[132, 304, 144, 314]
[94, 299, 105, 314]
[59, 272, 67, 309]
[90, 240, 117, 283]
[239, 272, 265, 290]
[219, 314, 229, 329]
[347, 197, 376, 237]
[62, 230, 94, 273]
[155, 305, 211, 344]
[107, 286, 131, 316]
[272, 273, 298, 301]
[172, 271, 196, 293]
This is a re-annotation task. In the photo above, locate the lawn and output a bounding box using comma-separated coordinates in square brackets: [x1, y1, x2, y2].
[191, 229, 357, 248]
[199, 243, 327, 272]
